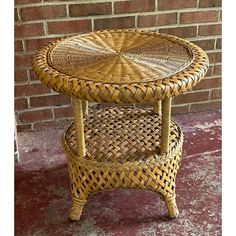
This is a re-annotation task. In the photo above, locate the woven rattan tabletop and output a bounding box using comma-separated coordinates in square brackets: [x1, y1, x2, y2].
[32, 29, 209, 104]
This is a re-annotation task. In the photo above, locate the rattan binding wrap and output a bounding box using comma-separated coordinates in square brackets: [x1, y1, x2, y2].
[62, 107, 183, 220]
[32, 29, 209, 104]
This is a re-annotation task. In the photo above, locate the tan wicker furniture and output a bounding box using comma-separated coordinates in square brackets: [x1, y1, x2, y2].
[32, 29, 209, 221]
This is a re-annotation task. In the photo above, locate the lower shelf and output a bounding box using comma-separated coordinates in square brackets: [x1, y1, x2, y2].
[62, 107, 183, 220]
[63, 107, 183, 166]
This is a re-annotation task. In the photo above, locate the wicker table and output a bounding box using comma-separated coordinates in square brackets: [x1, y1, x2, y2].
[32, 29, 209, 221]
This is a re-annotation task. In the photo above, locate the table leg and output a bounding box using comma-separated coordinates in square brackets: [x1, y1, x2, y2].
[160, 97, 180, 218]
[69, 197, 87, 221]
[153, 100, 162, 114]
[72, 98, 86, 157]
[82, 101, 88, 116]
[70, 98, 87, 221]
[164, 195, 179, 218]
[161, 97, 172, 154]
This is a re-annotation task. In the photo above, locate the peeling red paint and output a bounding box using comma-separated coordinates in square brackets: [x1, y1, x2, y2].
[15, 110, 221, 235]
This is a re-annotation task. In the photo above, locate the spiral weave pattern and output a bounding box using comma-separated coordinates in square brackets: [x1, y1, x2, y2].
[32, 29, 209, 104]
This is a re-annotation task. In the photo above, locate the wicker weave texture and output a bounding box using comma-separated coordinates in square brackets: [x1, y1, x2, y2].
[32, 29, 209, 104]
[32, 29, 209, 222]
[50, 31, 192, 83]
[62, 107, 183, 220]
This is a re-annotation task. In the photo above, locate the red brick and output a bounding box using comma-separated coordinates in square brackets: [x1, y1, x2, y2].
[172, 105, 190, 115]
[205, 65, 213, 77]
[198, 24, 222, 36]
[15, 23, 44, 38]
[15, 41, 23, 52]
[192, 39, 215, 50]
[25, 37, 59, 51]
[19, 109, 53, 123]
[208, 52, 221, 64]
[33, 119, 71, 131]
[15, 84, 51, 97]
[20, 5, 66, 21]
[213, 64, 221, 75]
[138, 13, 177, 27]
[159, 26, 197, 38]
[173, 91, 209, 105]
[15, 98, 28, 110]
[94, 16, 135, 31]
[48, 20, 92, 34]
[190, 101, 221, 112]
[54, 106, 73, 118]
[30, 69, 38, 81]
[15, 0, 41, 4]
[194, 77, 221, 90]
[216, 38, 222, 49]
[15, 69, 28, 83]
[17, 124, 32, 132]
[211, 89, 221, 100]
[158, 0, 197, 10]
[199, 0, 221, 8]
[115, 0, 155, 14]
[15, 8, 19, 21]
[15, 54, 33, 67]
[30, 94, 70, 107]
[180, 11, 218, 24]
[69, 3, 112, 17]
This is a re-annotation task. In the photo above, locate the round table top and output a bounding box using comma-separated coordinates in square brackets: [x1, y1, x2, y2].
[32, 29, 209, 104]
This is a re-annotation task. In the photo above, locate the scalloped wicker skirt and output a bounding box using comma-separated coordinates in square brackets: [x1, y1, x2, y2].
[62, 107, 183, 220]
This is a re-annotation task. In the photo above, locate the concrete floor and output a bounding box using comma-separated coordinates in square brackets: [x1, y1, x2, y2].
[15, 110, 221, 236]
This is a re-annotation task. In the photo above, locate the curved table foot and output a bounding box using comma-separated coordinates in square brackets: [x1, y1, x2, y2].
[164, 195, 179, 219]
[69, 197, 87, 221]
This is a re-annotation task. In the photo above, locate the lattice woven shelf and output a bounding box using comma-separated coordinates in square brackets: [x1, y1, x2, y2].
[63, 107, 183, 219]
[32, 29, 209, 222]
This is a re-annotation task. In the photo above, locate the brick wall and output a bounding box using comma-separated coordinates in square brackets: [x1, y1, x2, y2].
[15, 0, 222, 132]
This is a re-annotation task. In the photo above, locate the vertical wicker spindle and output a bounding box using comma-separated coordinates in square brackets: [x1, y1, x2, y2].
[82, 101, 88, 116]
[161, 97, 172, 154]
[153, 100, 162, 114]
[72, 98, 86, 157]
